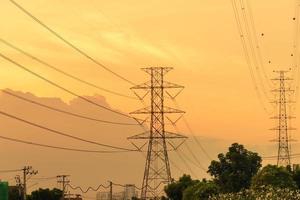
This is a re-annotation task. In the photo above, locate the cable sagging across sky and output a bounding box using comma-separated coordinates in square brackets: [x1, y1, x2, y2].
[0, 38, 137, 100]
[0, 135, 134, 153]
[0, 52, 135, 120]
[9, 0, 136, 86]
[2, 90, 137, 126]
[231, 0, 273, 115]
[0, 109, 138, 152]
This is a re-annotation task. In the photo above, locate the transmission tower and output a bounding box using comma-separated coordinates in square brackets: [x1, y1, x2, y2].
[270, 70, 296, 167]
[128, 67, 187, 199]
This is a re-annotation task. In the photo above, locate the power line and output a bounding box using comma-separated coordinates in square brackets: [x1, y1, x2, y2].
[9, 0, 136, 86]
[0, 52, 135, 119]
[263, 153, 300, 159]
[168, 157, 185, 174]
[0, 134, 133, 153]
[181, 144, 207, 171]
[67, 183, 110, 193]
[171, 99, 212, 161]
[30, 176, 57, 180]
[171, 124, 207, 171]
[181, 117, 212, 161]
[175, 147, 206, 172]
[0, 38, 136, 100]
[244, 0, 273, 88]
[231, 0, 272, 115]
[0, 109, 137, 152]
[292, 0, 300, 103]
[239, 0, 270, 100]
[173, 149, 199, 179]
[2, 90, 137, 126]
[0, 169, 22, 173]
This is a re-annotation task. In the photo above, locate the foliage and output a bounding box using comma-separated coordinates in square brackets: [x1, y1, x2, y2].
[164, 175, 197, 200]
[208, 143, 262, 193]
[27, 188, 62, 200]
[251, 165, 297, 189]
[182, 180, 219, 200]
[209, 186, 300, 200]
[293, 168, 300, 189]
[8, 186, 23, 200]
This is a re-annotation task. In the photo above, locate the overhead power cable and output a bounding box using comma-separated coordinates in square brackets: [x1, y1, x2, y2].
[0, 169, 22, 173]
[175, 147, 207, 172]
[173, 149, 199, 179]
[171, 99, 212, 161]
[0, 52, 135, 120]
[0, 38, 136, 100]
[0, 135, 132, 153]
[0, 110, 137, 152]
[30, 176, 57, 180]
[231, 0, 272, 115]
[263, 152, 300, 159]
[171, 124, 207, 171]
[244, 0, 273, 88]
[292, 0, 300, 103]
[67, 183, 110, 193]
[9, 0, 136, 86]
[239, 0, 270, 100]
[2, 90, 137, 126]
[168, 157, 185, 174]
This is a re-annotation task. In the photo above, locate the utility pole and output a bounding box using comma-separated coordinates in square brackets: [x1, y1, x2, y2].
[57, 175, 70, 200]
[128, 67, 187, 199]
[108, 181, 113, 200]
[22, 166, 38, 200]
[271, 70, 296, 166]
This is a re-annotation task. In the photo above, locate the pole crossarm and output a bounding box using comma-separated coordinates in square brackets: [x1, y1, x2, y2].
[128, 131, 187, 140]
[130, 106, 185, 115]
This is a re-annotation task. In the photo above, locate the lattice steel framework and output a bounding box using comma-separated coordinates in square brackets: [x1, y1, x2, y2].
[128, 67, 187, 199]
[271, 70, 295, 166]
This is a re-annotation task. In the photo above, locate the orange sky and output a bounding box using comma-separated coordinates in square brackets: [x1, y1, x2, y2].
[0, 0, 300, 195]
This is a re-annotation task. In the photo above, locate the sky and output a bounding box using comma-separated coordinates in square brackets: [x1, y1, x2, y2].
[0, 0, 300, 197]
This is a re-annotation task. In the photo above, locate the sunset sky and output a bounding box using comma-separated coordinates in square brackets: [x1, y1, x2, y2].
[0, 0, 299, 196]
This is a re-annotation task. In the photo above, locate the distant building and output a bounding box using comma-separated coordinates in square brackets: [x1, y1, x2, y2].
[124, 184, 137, 200]
[96, 191, 124, 200]
[113, 191, 125, 200]
[96, 191, 110, 200]
[64, 194, 82, 200]
[96, 184, 137, 200]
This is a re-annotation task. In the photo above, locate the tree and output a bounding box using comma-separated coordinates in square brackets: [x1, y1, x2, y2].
[9, 186, 23, 200]
[27, 188, 62, 200]
[164, 175, 197, 200]
[182, 180, 219, 200]
[293, 167, 300, 189]
[251, 165, 297, 189]
[208, 143, 262, 193]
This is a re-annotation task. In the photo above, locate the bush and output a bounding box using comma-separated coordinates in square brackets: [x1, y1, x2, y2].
[251, 165, 297, 189]
[183, 181, 219, 200]
[209, 186, 300, 200]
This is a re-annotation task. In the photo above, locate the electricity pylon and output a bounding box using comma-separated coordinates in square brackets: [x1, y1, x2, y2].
[128, 67, 187, 199]
[270, 70, 296, 167]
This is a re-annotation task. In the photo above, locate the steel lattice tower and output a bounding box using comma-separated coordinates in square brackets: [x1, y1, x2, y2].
[128, 67, 187, 199]
[271, 70, 295, 167]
